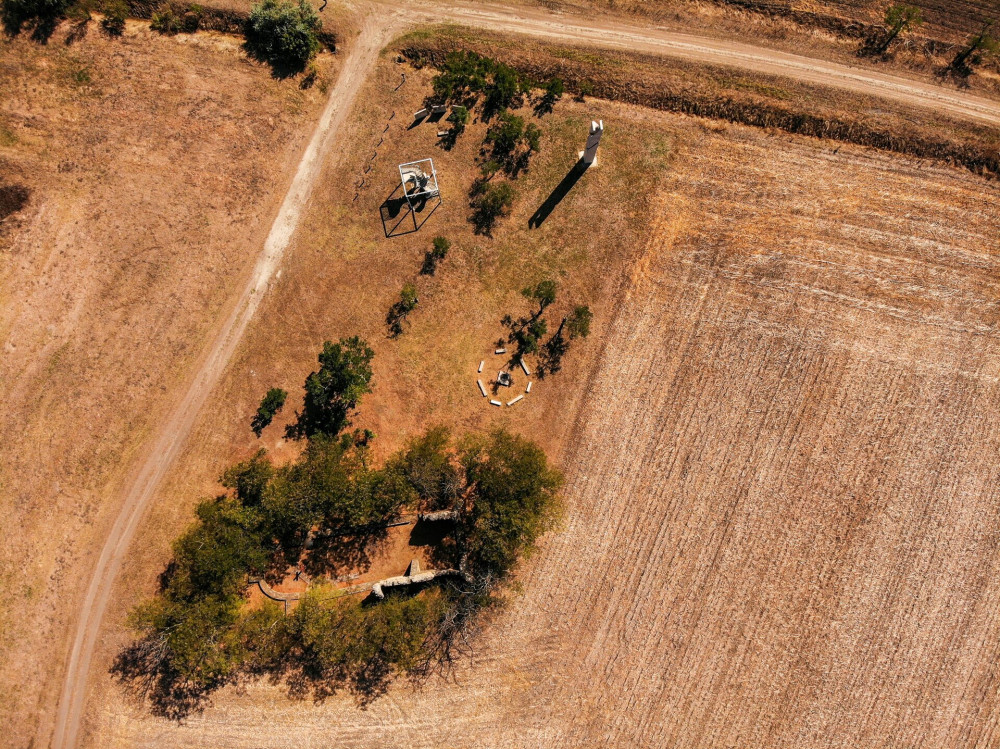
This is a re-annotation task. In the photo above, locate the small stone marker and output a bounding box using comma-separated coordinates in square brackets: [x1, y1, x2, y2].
[490, 399, 502, 406]
[414, 107, 430, 120]
[580, 119, 604, 167]
[432, 104, 448, 115]
[477, 379, 488, 397]
[497, 371, 512, 387]
[526, 381, 532, 393]
[520, 359, 531, 376]
[495, 347, 506, 355]
[507, 395, 524, 406]
[437, 131, 448, 137]
[478, 360, 484, 373]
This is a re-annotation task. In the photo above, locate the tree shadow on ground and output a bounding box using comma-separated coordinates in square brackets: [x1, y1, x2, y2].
[0, 184, 30, 221]
[302, 523, 393, 579]
[111, 640, 219, 720]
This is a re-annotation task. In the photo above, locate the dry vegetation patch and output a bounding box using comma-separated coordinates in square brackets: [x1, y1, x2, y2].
[0, 21, 333, 746]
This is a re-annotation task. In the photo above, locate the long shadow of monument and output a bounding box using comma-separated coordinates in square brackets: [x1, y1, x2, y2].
[379, 182, 440, 238]
[528, 158, 588, 229]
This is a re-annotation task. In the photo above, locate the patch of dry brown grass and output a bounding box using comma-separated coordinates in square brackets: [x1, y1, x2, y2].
[0, 19, 334, 746]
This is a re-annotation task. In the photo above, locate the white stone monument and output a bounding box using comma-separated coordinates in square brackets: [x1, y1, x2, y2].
[579, 120, 604, 167]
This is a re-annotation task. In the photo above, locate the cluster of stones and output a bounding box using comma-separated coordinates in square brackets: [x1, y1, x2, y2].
[476, 347, 532, 407]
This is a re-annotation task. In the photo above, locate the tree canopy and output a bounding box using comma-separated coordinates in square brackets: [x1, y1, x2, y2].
[244, 0, 321, 76]
[287, 337, 374, 439]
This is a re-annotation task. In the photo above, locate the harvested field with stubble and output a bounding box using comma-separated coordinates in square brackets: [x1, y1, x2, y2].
[90, 55, 1000, 748]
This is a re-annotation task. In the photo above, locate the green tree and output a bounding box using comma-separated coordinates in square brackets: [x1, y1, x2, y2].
[950, 20, 998, 74]
[874, 4, 923, 54]
[470, 181, 515, 236]
[535, 77, 565, 115]
[166, 497, 267, 602]
[522, 279, 557, 317]
[251, 386, 288, 436]
[222, 449, 274, 506]
[484, 62, 520, 117]
[288, 337, 374, 439]
[395, 425, 461, 510]
[566, 305, 593, 339]
[461, 430, 563, 580]
[485, 111, 541, 176]
[244, 0, 320, 75]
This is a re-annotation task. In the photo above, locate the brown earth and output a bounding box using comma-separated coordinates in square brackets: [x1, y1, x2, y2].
[86, 47, 1000, 749]
[0, 18, 338, 749]
[7, 6, 1000, 749]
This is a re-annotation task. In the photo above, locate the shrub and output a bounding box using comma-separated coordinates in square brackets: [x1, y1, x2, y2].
[150, 4, 180, 33]
[100, 0, 127, 35]
[244, 0, 320, 75]
[386, 283, 419, 337]
[251, 386, 287, 436]
[470, 181, 515, 236]
[535, 77, 564, 115]
[421, 236, 450, 275]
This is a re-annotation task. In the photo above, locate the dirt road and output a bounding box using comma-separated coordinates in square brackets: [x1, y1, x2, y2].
[49, 4, 1000, 749]
[47, 12, 404, 749]
[410, 0, 1000, 127]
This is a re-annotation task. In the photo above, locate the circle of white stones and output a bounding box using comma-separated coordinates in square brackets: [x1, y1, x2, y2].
[476, 347, 532, 408]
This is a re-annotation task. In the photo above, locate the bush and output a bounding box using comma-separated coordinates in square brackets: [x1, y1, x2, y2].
[1, 0, 71, 37]
[386, 283, 419, 337]
[469, 181, 515, 236]
[100, 0, 127, 35]
[251, 386, 287, 436]
[535, 77, 564, 115]
[421, 236, 450, 275]
[431, 50, 524, 117]
[244, 0, 320, 76]
[150, 5, 180, 32]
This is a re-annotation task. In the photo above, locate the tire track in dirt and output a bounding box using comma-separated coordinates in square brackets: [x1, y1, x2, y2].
[48, 12, 404, 749]
[405, 0, 1000, 127]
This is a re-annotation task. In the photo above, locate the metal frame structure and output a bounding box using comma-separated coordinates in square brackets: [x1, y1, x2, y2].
[398, 158, 441, 209]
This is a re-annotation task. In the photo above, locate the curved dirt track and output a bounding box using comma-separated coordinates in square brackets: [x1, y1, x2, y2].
[48, 12, 404, 749]
[50, 4, 1000, 749]
[411, 0, 1000, 127]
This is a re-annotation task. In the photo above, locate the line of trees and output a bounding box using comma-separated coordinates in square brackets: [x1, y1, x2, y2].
[428, 50, 565, 236]
[859, 3, 997, 76]
[117, 339, 563, 713]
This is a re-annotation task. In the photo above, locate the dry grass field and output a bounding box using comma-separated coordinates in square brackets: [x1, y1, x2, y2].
[82, 46, 1000, 749]
[0, 20, 335, 748]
